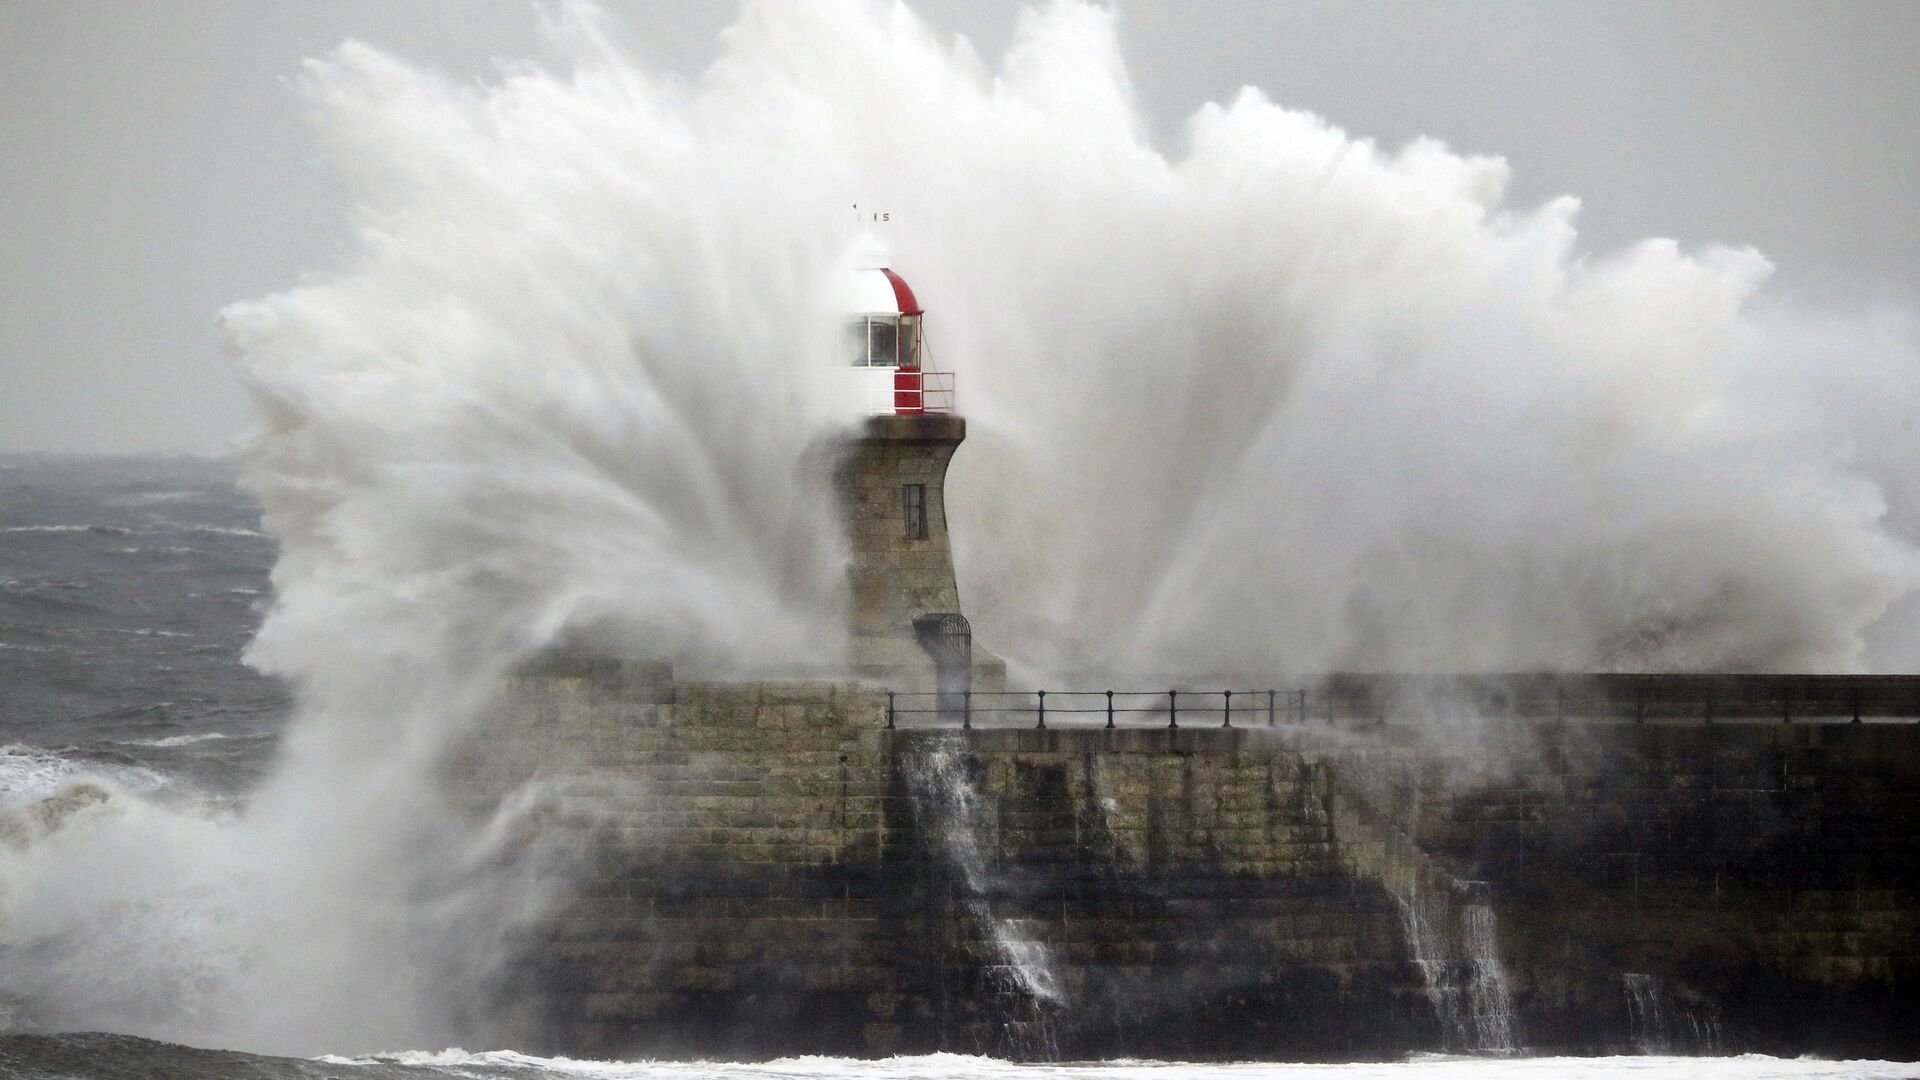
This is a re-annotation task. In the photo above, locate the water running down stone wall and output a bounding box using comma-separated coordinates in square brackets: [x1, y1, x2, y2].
[1384, 721, 1920, 1056]
[453, 665, 1920, 1061]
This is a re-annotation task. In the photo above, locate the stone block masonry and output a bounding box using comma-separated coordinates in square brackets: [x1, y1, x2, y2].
[449, 670, 899, 1057]
[826, 413, 1006, 690]
[833, 414, 964, 684]
[1388, 723, 1920, 1057]
[453, 665, 1920, 1061]
[456, 671, 1433, 1060]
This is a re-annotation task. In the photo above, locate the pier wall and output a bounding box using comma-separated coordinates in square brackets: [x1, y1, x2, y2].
[454, 667, 1920, 1060]
[1382, 721, 1920, 1056]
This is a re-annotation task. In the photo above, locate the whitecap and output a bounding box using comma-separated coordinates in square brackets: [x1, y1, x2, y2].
[0, 744, 170, 807]
[145, 517, 269, 539]
[118, 491, 201, 505]
[125, 733, 229, 749]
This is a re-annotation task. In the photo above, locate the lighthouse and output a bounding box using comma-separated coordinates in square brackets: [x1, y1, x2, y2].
[827, 237, 1000, 698]
[836, 235, 955, 418]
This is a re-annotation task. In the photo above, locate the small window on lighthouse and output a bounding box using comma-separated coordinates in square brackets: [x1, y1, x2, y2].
[902, 484, 927, 540]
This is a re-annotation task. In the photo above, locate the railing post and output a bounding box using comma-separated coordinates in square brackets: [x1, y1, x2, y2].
[1223, 690, 1233, 728]
[1106, 690, 1115, 729]
[1168, 690, 1178, 729]
[1269, 689, 1277, 727]
[886, 691, 895, 730]
[1037, 690, 1047, 730]
[963, 689, 972, 730]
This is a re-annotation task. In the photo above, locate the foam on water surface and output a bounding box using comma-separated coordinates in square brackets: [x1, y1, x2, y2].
[315, 1050, 1920, 1080]
[0, 745, 170, 807]
[122, 732, 232, 749]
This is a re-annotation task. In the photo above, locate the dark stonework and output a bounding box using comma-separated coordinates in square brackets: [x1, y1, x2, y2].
[454, 671, 1920, 1061]
[1397, 722, 1920, 1058]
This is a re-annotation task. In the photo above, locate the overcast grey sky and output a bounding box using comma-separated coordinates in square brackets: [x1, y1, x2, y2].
[3, 0, 1916, 455]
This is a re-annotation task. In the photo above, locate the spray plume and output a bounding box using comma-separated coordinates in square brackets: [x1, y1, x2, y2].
[2, 0, 1918, 1055]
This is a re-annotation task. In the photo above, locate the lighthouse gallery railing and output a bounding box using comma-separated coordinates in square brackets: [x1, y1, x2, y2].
[858, 368, 956, 416]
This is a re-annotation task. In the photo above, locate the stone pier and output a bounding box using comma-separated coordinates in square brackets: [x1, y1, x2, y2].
[451, 666, 1920, 1061]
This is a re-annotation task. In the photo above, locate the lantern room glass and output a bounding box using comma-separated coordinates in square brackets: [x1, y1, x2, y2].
[845, 314, 921, 368]
[897, 315, 921, 367]
[867, 318, 897, 366]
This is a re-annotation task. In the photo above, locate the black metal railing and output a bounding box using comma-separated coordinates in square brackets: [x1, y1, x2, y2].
[1243, 674, 1920, 728]
[884, 689, 1309, 730]
[883, 675, 1920, 730]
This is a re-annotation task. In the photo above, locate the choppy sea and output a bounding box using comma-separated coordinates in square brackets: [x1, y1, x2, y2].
[0, 455, 284, 805]
[1, 456, 1915, 1080]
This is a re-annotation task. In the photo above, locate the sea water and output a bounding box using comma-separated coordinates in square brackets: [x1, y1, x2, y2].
[4, 1036, 1919, 1079]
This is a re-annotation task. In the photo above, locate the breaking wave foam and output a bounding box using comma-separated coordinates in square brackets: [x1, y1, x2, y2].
[0, 745, 171, 808]
[313, 1050, 1920, 1079]
[125, 733, 231, 749]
